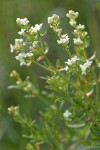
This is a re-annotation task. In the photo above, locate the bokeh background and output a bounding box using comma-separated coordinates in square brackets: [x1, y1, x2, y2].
[0, 0, 100, 149]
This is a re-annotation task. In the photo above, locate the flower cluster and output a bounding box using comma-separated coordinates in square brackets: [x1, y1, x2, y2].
[8, 106, 19, 116]
[10, 18, 45, 66]
[59, 55, 79, 72]
[10, 39, 25, 53]
[16, 18, 29, 26]
[66, 10, 79, 27]
[15, 52, 33, 66]
[73, 37, 83, 45]
[80, 60, 92, 75]
[57, 34, 69, 45]
[65, 55, 79, 65]
[9, 70, 38, 95]
[29, 23, 43, 34]
[66, 10, 88, 51]
[48, 14, 62, 36]
[48, 14, 70, 49]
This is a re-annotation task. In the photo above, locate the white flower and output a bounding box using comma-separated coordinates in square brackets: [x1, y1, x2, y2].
[74, 38, 83, 45]
[69, 19, 77, 27]
[10, 39, 25, 52]
[82, 31, 88, 38]
[66, 10, 79, 19]
[35, 23, 43, 31]
[10, 44, 14, 53]
[18, 29, 26, 35]
[15, 52, 33, 66]
[48, 14, 61, 35]
[15, 39, 24, 47]
[48, 14, 59, 26]
[30, 23, 43, 34]
[59, 56, 79, 72]
[80, 60, 92, 75]
[59, 66, 69, 72]
[15, 39, 25, 50]
[65, 56, 79, 66]
[57, 34, 69, 44]
[48, 16, 53, 25]
[30, 41, 39, 50]
[10, 70, 17, 77]
[55, 28, 62, 36]
[16, 18, 29, 26]
[73, 29, 79, 36]
[63, 110, 71, 120]
[77, 24, 85, 30]
[32, 41, 39, 48]
[20, 61, 31, 67]
[15, 52, 33, 60]
[8, 106, 19, 115]
[30, 26, 37, 33]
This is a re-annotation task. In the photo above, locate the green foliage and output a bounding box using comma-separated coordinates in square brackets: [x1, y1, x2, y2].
[8, 10, 100, 150]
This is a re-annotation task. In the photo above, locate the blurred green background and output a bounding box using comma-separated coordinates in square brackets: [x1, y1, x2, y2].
[0, 0, 100, 149]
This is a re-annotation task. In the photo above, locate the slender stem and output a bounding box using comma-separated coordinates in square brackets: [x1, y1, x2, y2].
[39, 36, 45, 53]
[58, 72, 81, 91]
[39, 36, 54, 68]
[44, 55, 54, 68]
[37, 94, 50, 106]
[64, 47, 72, 58]
[33, 60, 53, 73]
[67, 48, 72, 58]
[91, 70, 99, 111]
[96, 80, 99, 111]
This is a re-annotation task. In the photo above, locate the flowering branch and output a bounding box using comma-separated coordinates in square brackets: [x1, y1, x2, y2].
[8, 10, 100, 150]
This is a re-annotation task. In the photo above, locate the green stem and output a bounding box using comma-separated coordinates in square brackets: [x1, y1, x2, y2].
[58, 72, 81, 92]
[91, 70, 99, 111]
[67, 48, 72, 58]
[64, 47, 72, 58]
[37, 94, 50, 106]
[39, 36, 54, 68]
[33, 60, 53, 73]
[96, 81, 99, 110]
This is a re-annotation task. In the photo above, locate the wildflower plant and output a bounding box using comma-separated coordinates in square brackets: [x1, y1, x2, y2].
[8, 10, 100, 150]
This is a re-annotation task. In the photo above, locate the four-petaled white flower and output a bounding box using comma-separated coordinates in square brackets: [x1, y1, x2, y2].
[16, 18, 29, 26]
[77, 24, 85, 30]
[57, 34, 69, 44]
[69, 19, 77, 27]
[63, 110, 71, 120]
[18, 29, 26, 35]
[10, 39, 25, 53]
[74, 38, 83, 45]
[34, 24, 43, 31]
[65, 56, 79, 66]
[15, 52, 33, 66]
[30, 23, 43, 34]
[66, 10, 79, 19]
[59, 56, 79, 72]
[59, 66, 69, 72]
[10, 44, 14, 53]
[80, 60, 92, 75]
